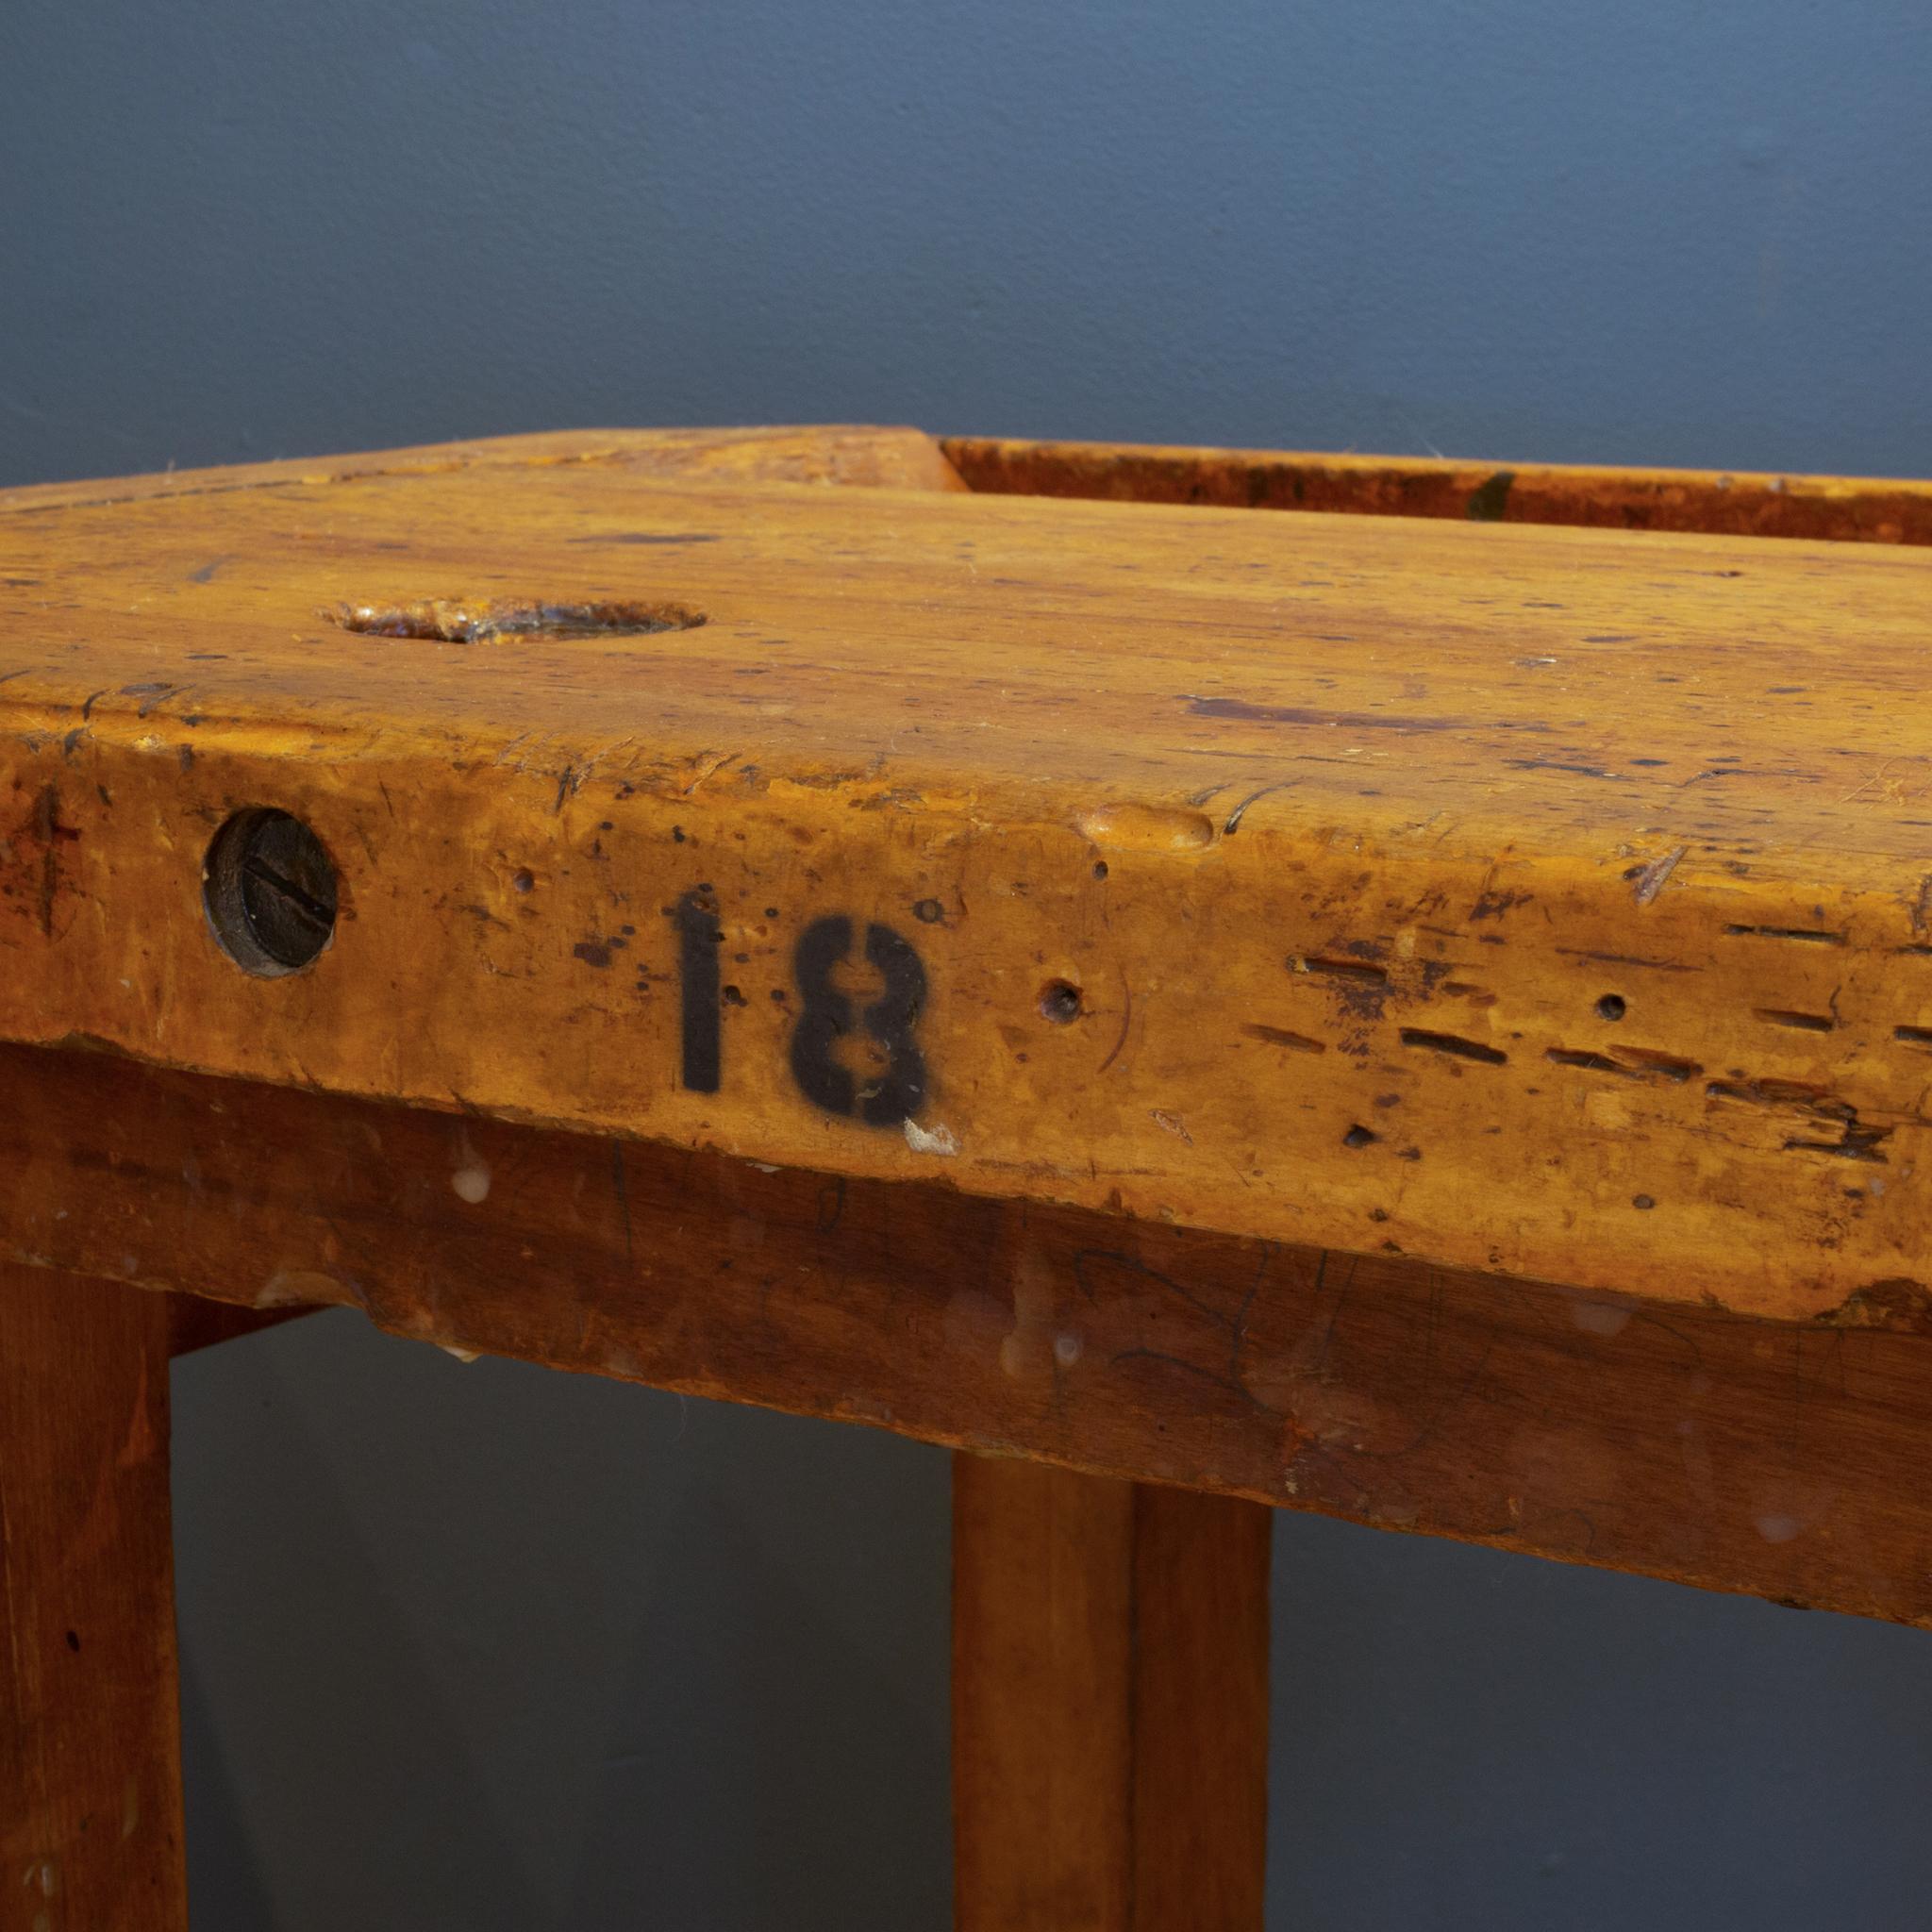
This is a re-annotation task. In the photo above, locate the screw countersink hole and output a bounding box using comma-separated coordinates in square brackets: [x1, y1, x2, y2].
[204, 808, 338, 975]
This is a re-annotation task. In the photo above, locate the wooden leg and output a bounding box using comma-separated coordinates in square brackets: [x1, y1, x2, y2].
[1, 1264, 188, 1929]
[952, 1454, 1271, 1931]
[165, 1293, 318, 1358]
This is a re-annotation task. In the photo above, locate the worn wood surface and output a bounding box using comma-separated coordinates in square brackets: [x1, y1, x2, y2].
[0, 1263, 187, 1930]
[1, 423, 966, 518]
[953, 1456, 1270, 1930]
[2, 1040, 1930, 1625]
[6, 431, 1932, 1320]
[945, 435, 1932, 546]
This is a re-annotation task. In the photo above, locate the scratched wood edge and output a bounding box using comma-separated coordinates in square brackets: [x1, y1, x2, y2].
[10, 489, 1932, 1325]
[942, 435, 1932, 546]
[20, 425, 1928, 543]
[2, 1040, 1928, 1627]
[0, 423, 965, 515]
[11, 435, 1932, 1322]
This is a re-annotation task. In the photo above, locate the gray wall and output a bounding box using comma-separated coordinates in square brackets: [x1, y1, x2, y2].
[7, 2, 1932, 1924]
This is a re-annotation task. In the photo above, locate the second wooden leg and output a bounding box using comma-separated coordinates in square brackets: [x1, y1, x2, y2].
[0, 1264, 188, 1930]
[952, 1453, 1271, 1931]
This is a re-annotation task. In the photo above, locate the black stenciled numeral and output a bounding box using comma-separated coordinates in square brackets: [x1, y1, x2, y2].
[790, 915, 856, 1115]
[858, 922, 928, 1124]
[790, 915, 928, 1125]
[675, 887, 722, 1092]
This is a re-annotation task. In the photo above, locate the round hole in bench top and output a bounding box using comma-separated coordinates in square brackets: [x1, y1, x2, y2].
[330, 597, 703, 641]
[203, 808, 339, 976]
[1039, 979, 1083, 1024]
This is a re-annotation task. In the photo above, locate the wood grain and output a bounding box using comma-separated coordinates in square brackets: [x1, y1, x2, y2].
[0, 1263, 187, 1930]
[0, 423, 965, 517]
[954, 1458, 1135, 1930]
[944, 434, 1932, 546]
[1, 1039, 1929, 1624]
[1123, 1480, 1271, 1931]
[6, 433, 1932, 1319]
[952, 1457, 1270, 1930]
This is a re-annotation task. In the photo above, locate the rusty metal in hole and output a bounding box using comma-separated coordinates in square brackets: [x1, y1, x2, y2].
[203, 808, 338, 976]
[329, 597, 705, 641]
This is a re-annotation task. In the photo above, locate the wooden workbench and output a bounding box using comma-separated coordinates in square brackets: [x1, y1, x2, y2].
[5, 425, 1931, 1926]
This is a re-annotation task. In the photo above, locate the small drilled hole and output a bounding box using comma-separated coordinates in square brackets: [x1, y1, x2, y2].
[1596, 993, 1626, 1022]
[511, 868, 535, 893]
[1092, 861, 1108, 880]
[1040, 979, 1083, 1024]
[203, 808, 338, 976]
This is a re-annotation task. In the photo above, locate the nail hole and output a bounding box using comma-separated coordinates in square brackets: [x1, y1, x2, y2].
[511, 868, 535, 893]
[1596, 993, 1626, 1021]
[1298, 956, 1389, 984]
[1723, 924, 1844, 946]
[1342, 1124, 1378, 1148]
[1040, 979, 1083, 1024]
[1092, 861, 1108, 880]
[203, 808, 338, 976]
[1399, 1027, 1507, 1065]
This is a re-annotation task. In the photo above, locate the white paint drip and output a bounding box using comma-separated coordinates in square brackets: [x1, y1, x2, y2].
[451, 1129, 491, 1204]
[999, 1247, 1057, 1379]
[904, 1118, 958, 1157]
